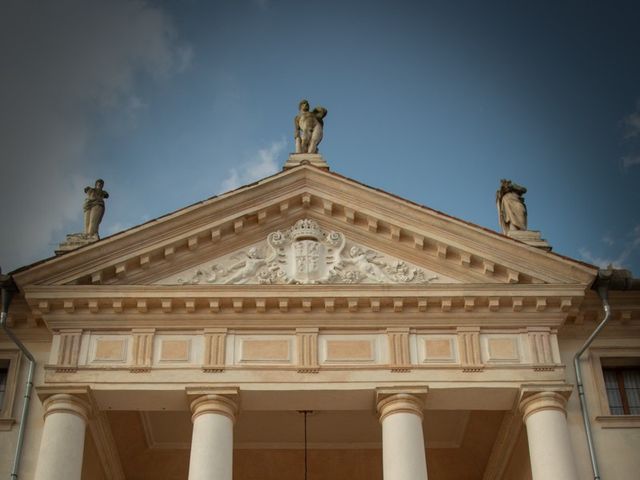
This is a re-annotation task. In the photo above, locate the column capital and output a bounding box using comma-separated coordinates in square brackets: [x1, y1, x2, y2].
[376, 386, 428, 423]
[186, 386, 239, 424]
[518, 385, 572, 422]
[42, 394, 92, 423]
[36, 385, 93, 423]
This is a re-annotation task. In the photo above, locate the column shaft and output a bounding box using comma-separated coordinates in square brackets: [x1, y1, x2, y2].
[378, 393, 428, 480]
[521, 392, 578, 480]
[188, 394, 237, 480]
[34, 394, 91, 480]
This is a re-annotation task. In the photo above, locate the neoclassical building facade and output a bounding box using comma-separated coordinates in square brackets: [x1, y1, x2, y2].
[1, 155, 639, 479]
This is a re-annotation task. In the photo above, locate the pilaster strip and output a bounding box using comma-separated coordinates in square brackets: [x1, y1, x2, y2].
[131, 328, 155, 372]
[296, 328, 319, 373]
[203, 328, 227, 372]
[387, 328, 411, 372]
[481, 402, 523, 480]
[527, 327, 554, 369]
[56, 329, 83, 372]
[457, 326, 482, 371]
[88, 410, 126, 480]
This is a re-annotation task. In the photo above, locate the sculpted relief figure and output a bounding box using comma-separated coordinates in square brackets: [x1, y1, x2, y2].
[496, 179, 527, 234]
[340, 246, 392, 283]
[171, 219, 441, 285]
[83, 179, 109, 237]
[224, 247, 273, 284]
[294, 99, 327, 154]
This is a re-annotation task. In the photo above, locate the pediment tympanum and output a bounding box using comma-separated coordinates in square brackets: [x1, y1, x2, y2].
[12, 165, 597, 289]
[157, 219, 456, 285]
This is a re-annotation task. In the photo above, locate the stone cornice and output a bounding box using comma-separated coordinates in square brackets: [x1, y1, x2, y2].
[13, 166, 596, 288]
[24, 283, 586, 330]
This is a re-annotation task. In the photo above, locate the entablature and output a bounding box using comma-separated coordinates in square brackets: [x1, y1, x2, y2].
[24, 283, 586, 330]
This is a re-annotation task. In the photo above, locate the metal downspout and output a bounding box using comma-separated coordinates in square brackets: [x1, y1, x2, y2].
[573, 268, 640, 480]
[573, 282, 609, 480]
[1, 274, 35, 480]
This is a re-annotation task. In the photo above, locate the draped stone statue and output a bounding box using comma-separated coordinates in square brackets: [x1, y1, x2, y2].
[294, 99, 327, 154]
[496, 179, 527, 234]
[83, 179, 109, 237]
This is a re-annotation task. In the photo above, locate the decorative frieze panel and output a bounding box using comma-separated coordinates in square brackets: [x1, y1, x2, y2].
[56, 327, 563, 376]
[157, 219, 449, 286]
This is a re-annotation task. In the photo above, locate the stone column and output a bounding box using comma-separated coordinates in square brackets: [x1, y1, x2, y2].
[377, 388, 429, 480]
[519, 391, 578, 480]
[34, 393, 92, 480]
[187, 389, 239, 480]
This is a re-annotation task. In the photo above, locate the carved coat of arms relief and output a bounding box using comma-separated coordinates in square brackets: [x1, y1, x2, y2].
[171, 219, 440, 285]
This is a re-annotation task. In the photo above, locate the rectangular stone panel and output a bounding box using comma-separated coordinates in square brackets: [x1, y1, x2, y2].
[417, 335, 458, 364]
[236, 337, 293, 364]
[482, 335, 522, 363]
[90, 337, 128, 364]
[326, 340, 373, 361]
[159, 339, 191, 362]
[318, 334, 383, 364]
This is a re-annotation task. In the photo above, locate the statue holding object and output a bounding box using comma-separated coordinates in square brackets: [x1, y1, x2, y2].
[83, 179, 109, 237]
[496, 179, 527, 234]
[294, 99, 327, 154]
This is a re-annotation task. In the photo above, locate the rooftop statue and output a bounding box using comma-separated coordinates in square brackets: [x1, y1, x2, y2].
[294, 99, 327, 154]
[496, 179, 527, 234]
[83, 179, 109, 238]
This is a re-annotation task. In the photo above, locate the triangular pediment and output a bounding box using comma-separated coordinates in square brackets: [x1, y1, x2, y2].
[156, 218, 458, 286]
[13, 165, 597, 290]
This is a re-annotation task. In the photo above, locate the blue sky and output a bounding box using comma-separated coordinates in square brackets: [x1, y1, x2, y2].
[1, 0, 639, 274]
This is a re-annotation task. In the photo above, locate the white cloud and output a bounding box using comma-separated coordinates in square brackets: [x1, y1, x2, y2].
[622, 155, 640, 170]
[0, 0, 190, 271]
[580, 225, 640, 271]
[601, 234, 615, 247]
[578, 248, 622, 269]
[220, 139, 287, 192]
[624, 111, 640, 139]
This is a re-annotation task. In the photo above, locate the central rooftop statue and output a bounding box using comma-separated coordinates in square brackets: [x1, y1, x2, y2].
[294, 99, 327, 154]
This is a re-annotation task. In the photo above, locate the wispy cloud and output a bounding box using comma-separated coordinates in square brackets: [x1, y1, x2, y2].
[0, 0, 190, 271]
[623, 109, 640, 139]
[621, 101, 640, 171]
[622, 155, 640, 170]
[220, 139, 287, 192]
[601, 234, 615, 247]
[580, 225, 640, 272]
[252, 0, 270, 10]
